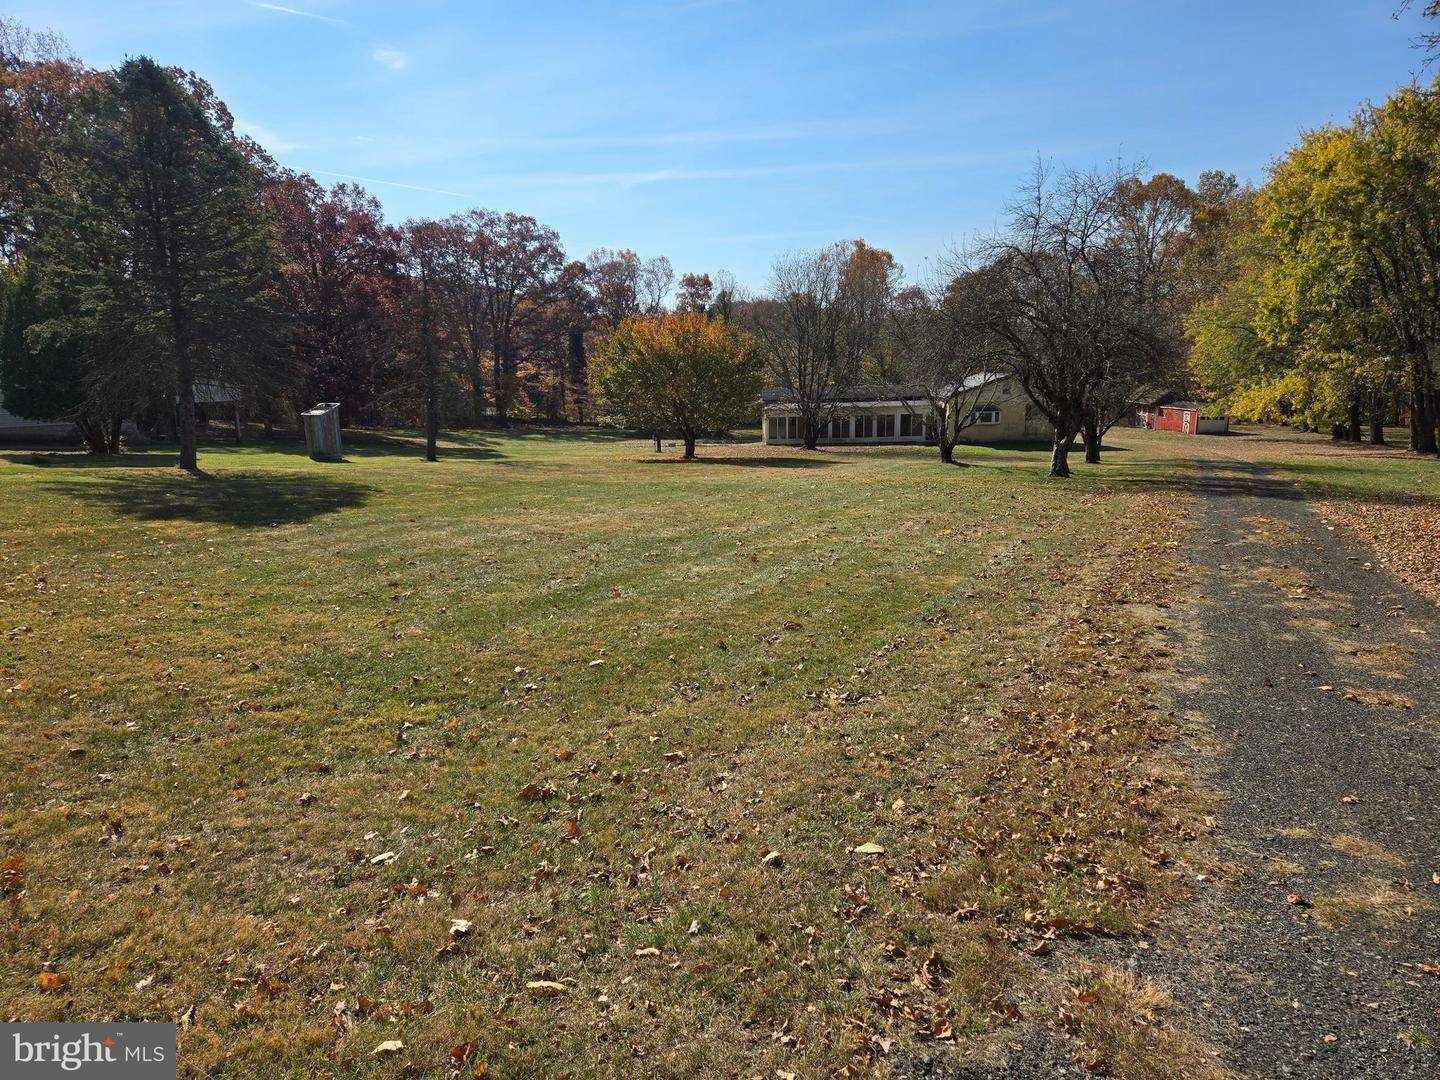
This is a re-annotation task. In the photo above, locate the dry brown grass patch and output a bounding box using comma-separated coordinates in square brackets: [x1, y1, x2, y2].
[1329, 835, 1406, 868]
[1312, 879, 1436, 928]
[1058, 965, 1236, 1080]
[1342, 687, 1415, 709]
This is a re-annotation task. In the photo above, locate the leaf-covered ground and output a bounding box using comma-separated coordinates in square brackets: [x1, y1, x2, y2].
[1, 429, 1224, 1077]
[1214, 425, 1440, 607]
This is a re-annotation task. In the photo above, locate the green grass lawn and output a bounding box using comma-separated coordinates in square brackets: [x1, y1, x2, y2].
[0, 429, 1212, 1078]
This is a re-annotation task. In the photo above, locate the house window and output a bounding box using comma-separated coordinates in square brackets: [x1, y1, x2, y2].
[786, 415, 799, 440]
[854, 414, 874, 438]
[899, 412, 925, 438]
[767, 416, 781, 441]
[876, 413, 895, 438]
[827, 416, 850, 439]
[970, 406, 1001, 426]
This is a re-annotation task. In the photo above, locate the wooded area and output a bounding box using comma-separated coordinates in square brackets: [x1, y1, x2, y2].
[4, 13, 1440, 478]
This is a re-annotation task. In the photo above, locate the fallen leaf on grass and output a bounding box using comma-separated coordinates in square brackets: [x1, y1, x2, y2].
[449, 919, 473, 939]
[525, 980, 567, 996]
[1342, 794, 1361, 805]
[852, 842, 885, 856]
[371, 1040, 403, 1056]
[37, 971, 71, 992]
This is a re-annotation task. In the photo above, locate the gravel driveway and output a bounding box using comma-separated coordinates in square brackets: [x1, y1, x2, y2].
[1146, 456, 1440, 1078]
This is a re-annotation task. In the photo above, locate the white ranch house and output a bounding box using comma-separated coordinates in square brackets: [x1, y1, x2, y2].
[760, 372, 1049, 446]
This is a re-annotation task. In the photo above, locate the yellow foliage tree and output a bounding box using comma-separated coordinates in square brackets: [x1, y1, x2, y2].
[592, 311, 761, 459]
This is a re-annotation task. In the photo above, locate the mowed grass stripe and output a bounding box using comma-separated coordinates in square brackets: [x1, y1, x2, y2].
[0, 431, 1209, 1077]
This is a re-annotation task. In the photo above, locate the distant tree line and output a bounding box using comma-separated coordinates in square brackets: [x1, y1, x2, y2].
[16, 14, 1435, 478]
[0, 21, 713, 468]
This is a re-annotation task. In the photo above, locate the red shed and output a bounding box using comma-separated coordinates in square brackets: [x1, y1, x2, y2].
[1137, 401, 1228, 435]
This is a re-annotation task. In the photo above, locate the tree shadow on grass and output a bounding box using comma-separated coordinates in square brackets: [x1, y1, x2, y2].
[1, 450, 176, 470]
[634, 455, 839, 469]
[47, 472, 375, 527]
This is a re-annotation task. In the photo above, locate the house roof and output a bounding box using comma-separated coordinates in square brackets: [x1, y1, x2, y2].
[759, 372, 1007, 405]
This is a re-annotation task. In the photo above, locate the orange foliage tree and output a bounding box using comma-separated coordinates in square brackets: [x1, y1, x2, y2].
[592, 311, 760, 458]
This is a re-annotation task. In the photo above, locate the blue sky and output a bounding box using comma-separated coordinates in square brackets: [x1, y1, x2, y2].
[18, 1, 1436, 291]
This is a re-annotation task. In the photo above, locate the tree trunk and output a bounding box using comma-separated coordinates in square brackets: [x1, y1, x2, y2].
[492, 347, 508, 428]
[1331, 423, 1346, 441]
[176, 352, 199, 472]
[107, 416, 122, 455]
[470, 358, 485, 427]
[653, 431, 661, 452]
[1082, 420, 1102, 464]
[1049, 428, 1071, 478]
[233, 403, 243, 445]
[421, 276, 439, 462]
[1370, 401, 1386, 445]
[939, 440, 954, 464]
[1411, 357, 1438, 453]
[803, 418, 819, 450]
[1346, 397, 1362, 443]
[682, 433, 696, 459]
[424, 394, 438, 462]
[77, 417, 108, 455]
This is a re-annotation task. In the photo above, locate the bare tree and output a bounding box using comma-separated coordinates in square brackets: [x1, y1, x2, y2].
[1398, 1, 1440, 56]
[710, 270, 741, 322]
[1079, 174, 1194, 459]
[956, 163, 1183, 477]
[752, 241, 898, 449]
[638, 255, 674, 314]
[884, 277, 1002, 464]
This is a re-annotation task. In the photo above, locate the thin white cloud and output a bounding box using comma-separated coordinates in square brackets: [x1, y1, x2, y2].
[303, 168, 469, 199]
[657, 0, 745, 13]
[479, 154, 992, 190]
[248, 2, 352, 28]
[236, 119, 304, 154]
[372, 48, 412, 71]
[482, 118, 913, 151]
